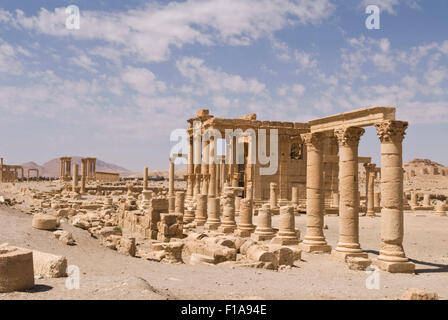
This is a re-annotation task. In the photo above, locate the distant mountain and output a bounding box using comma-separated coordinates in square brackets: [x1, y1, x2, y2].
[20, 157, 131, 178]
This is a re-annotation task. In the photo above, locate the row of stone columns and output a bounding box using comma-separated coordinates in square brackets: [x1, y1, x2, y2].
[299, 120, 414, 273]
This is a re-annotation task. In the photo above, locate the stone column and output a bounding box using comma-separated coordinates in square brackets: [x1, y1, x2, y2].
[332, 126, 367, 262]
[187, 136, 194, 200]
[423, 194, 431, 207]
[272, 206, 299, 245]
[201, 140, 210, 195]
[270, 182, 278, 210]
[81, 160, 86, 194]
[373, 120, 415, 273]
[410, 192, 417, 208]
[218, 190, 236, 233]
[205, 197, 221, 230]
[374, 192, 381, 211]
[331, 192, 339, 208]
[291, 186, 299, 206]
[168, 158, 175, 213]
[169, 158, 175, 196]
[299, 133, 331, 253]
[194, 194, 208, 226]
[175, 191, 185, 214]
[364, 163, 376, 217]
[251, 204, 276, 241]
[72, 164, 79, 193]
[435, 202, 447, 216]
[143, 167, 149, 190]
[235, 198, 255, 237]
[208, 137, 216, 197]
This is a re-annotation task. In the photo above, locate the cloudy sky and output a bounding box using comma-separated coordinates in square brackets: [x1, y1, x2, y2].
[0, 0, 447, 170]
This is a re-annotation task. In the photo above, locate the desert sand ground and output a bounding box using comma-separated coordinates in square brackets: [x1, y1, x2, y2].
[1, 201, 447, 300]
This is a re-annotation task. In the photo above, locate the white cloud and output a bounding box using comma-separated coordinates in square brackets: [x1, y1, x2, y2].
[176, 57, 266, 95]
[69, 54, 98, 73]
[2, 0, 334, 63]
[361, 0, 420, 15]
[0, 38, 24, 75]
[122, 67, 167, 96]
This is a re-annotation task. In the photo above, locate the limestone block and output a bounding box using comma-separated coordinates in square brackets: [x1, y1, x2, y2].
[401, 288, 438, 300]
[189, 253, 215, 265]
[117, 237, 136, 257]
[0, 246, 35, 293]
[246, 245, 278, 269]
[267, 245, 295, 266]
[33, 250, 67, 278]
[347, 257, 371, 271]
[32, 214, 58, 230]
[53, 230, 75, 245]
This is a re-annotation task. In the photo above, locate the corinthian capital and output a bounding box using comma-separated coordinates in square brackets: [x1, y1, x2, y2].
[300, 132, 324, 149]
[375, 120, 408, 143]
[334, 126, 365, 147]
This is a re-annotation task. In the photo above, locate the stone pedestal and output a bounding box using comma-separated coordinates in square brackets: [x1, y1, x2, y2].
[298, 133, 332, 253]
[205, 197, 221, 230]
[332, 127, 367, 262]
[141, 190, 152, 209]
[435, 203, 447, 216]
[194, 194, 208, 226]
[184, 209, 195, 223]
[271, 206, 299, 245]
[251, 204, 276, 241]
[235, 198, 255, 237]
[218, 190, 236, 233]
[373, 120, 415, 273]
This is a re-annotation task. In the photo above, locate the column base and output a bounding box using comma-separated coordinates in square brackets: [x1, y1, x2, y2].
[366, 211, 377, 217]
[194, 219, 207, 226]
[271, 237, 299, 246]
[298, 242, 332, 253]
[234, 229, 254, 237]
[251, 233, 275, 241]
[331, 249, 368, 262]
[373, 259, 415, 273]
[218, 225, 236, 234]
[204, 223, 220, 231]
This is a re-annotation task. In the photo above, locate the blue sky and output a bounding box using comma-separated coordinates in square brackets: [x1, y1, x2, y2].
[0, 0, 447, 170]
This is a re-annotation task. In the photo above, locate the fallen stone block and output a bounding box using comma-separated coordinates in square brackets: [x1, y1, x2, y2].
[33, 250, 67, 278]
[53, 230, 75, 246]
[117, 237, 136, 257]
[347, 257, 372, 271]
[32, 214, 58, 230]
[401, 288, 438, 300]
[0, 246, 35, 293]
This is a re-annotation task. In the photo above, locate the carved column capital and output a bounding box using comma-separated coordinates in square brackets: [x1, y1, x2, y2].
[334, 126, 365, 147]
[375, 120, 408, 143]
[364, 163, 376, 172]
[300, 132, 324, 150]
